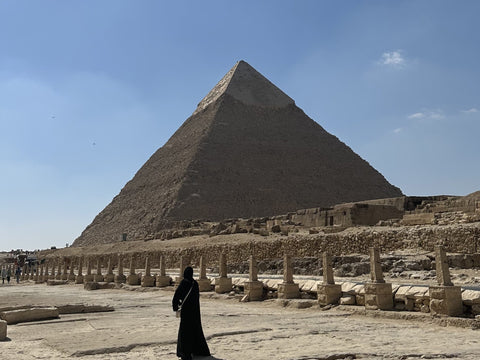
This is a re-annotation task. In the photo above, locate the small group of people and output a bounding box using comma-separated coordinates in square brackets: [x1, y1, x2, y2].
[1, 265, 22, 284]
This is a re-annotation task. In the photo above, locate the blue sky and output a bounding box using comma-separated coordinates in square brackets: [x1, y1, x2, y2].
[1, 1, 479, 251]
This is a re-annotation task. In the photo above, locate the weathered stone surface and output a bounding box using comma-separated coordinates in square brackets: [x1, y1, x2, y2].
[339, 294, 356, 305]
[56, 304, 114, 314]
[278, 282, 300, 299]
[0, 307, 59, 325]
[429, 285, 463, 317]
[215, 277, 232, 294]
[244, 280, 264, 301]
[0, 320, 6, 341]
[365, 282, 393, 310]
[73, 60, 402, 246]
[84, 281, 116, 291]
[317, 283, 342, 306]
[197, 278, 212, 292]
[46, 280, 68, 286]
[435, 245, 453, 286]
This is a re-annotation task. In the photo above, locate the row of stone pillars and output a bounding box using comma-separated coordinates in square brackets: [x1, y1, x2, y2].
[36, 245, 463, 316]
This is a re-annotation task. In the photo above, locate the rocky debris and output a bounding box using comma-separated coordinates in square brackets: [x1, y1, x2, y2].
[84, 281, 116, 291]
[56, 304, 114, 314]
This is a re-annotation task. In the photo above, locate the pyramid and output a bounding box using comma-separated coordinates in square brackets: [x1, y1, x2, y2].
[73, 61, 402, 246]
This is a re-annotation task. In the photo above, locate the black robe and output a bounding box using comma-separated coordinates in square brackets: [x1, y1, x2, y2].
[172, 278, 210, 359]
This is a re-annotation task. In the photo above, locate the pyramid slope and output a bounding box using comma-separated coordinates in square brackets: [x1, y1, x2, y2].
[74, 61, 402, 246]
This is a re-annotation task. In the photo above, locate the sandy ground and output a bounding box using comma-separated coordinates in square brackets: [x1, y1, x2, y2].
[1, 282, 480, 360]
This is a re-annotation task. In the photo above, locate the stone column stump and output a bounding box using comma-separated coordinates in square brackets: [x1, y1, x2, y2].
[429, 245, 463, 317]
[197, 256, 212, 292]
[141, 256, 155, 287]
[364, 247, 393, 310]
[0, 320, 6, 341]
[155, 255, 171, 287]
[114, 255, 126, 284]
[278, 254, 299, 299]
[243, 256, 264, 301]
[215, 253, 232, 294]
[317, 252, 341, 306]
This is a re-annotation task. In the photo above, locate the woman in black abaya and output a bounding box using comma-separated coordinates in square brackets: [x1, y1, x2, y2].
[172, 266, 210, 360]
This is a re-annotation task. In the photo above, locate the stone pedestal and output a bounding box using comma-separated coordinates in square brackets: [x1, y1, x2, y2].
[244, 280, 264, 301]
[155, 275, 171, 287]
[75, 274, 84, 284]
[317, 283, 342, 306]
[127, 274, 140, 286]
[83, 274, 94, 283]
[94, 274, 104, 282]
[278, 282, 300, 299]
[429, 285, 463, 317]
[215, 277, 232, 294]
[104, 273, 114, 283]
[114, 274, 126, 284]
[197, 278, 212, 292]
[141, 275, 155, 287]
[365, 282, 393, 310]
[0, 319, 7, 341]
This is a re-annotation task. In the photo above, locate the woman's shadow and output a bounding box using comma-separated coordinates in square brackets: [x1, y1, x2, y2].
[195, 356, 225, 360]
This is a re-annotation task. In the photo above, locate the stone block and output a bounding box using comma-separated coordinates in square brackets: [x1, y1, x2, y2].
[339, 294, 356, 305]
[317, 283, 342, 306]
[197, 278, 212, 292]
[155, 275, 171, 287]
[215, 277, 232, 294]
[127, 274, 140, 286]
[365, 282, 393, 310]
[46, 280, 68, 286]
[94, 274, 104, 282]
[0, 320, 6, 341]
[429, 285, 463, 317]
[278, 282, 300, 299]
[103, 274, 114, 283]
[83, 274, 94, 283]
[244, 281, 264, 301]
[0, 307, 59, 325]
[114, 274, 126, 284]
[75, 275, 84, 284]
[141, 275, 155, 287]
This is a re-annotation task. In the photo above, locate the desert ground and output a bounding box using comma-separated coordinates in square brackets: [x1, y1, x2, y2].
[2, 280, 480, 360]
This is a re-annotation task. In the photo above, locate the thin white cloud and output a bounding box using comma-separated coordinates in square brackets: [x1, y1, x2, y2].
[378, 50, 406, 68]
[461, 108, 478, 114]
[393, 128, 403, 134]
[408, 112, 425, 119]
[407, 109, 444, 121]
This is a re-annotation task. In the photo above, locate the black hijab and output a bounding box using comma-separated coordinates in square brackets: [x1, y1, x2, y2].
[183, 266, 194, 280]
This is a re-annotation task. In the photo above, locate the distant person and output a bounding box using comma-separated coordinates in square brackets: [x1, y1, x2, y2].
[15, 266, 21, 283]
[172, 266, 210, 360]
[6, 266, 12, 284]
[1, 266, 6, 284]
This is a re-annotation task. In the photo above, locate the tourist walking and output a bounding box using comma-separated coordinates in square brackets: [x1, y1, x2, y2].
[172, 266, 210, 360]
[6, 266, 11, 284]
[1, 266, 6, 284]
[15, 266, 21, 283]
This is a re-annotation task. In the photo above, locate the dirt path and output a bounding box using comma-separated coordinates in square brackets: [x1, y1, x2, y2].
[1, 282, 480, 359]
